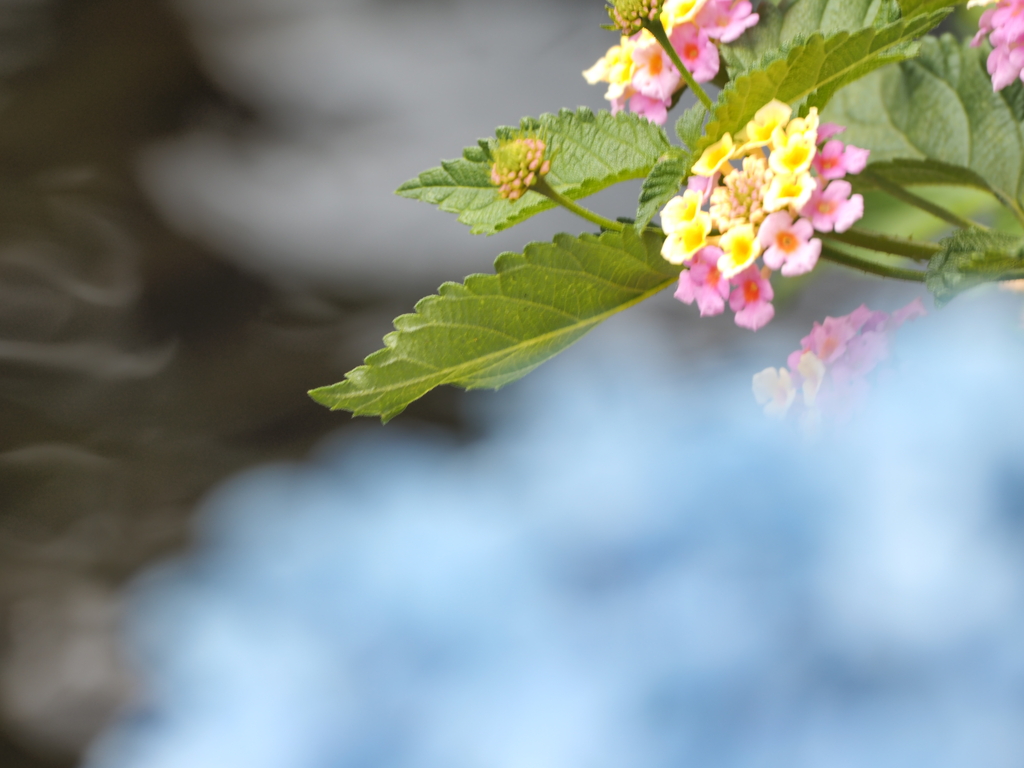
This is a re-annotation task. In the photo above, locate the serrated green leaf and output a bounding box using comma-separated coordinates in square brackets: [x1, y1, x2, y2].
[927, 228, 1024, 304]
[686, 9, 948, 184]
[675, 103, 709, 151]
[635, 148, 691, 231]
[309, 229, 678, 421]
[896, 0, 955, 17]
[823, 35, 1024, 219]
[396, 108, 671, 236]
[722, 0, 892, 75]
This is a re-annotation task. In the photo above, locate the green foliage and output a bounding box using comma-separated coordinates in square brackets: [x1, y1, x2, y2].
[823, 35, 1024, 220]
[397, 108, 671, 236]
[632, 104, 707, 231]
[927, 228, 1024, 305]
[685, 9, 948, 186]
[309, 229, 678, 421]
[635, 149, 690, 232]
[896, 0, 955, 17]
[722, 0, 906, 75]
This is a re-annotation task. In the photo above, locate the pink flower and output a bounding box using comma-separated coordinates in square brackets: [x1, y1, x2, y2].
[974, 1, 1024, 91]
[628, 92, 669, 124]
[795, 310, 865, 366]
[686, 172, 721, 205]
[812, 140, 870, 180]
[674, 246, 731, 316]
[757, 212, 821, 277]
[693, 0, 759, 43]
[801, 180, 864, 233]
[669, 24, 720, 83]
[816, 123, 846, 143]
[632, 35, 681, 102]
[831, 330, 890, 385]
[887, 297, 927, 330]
[609, 89, 634, 116]
[990, 2, 1024, 46]
[988, 42, 1024, 91]
[763, 300, 927, 422]
[729, 265, 774, 331]
[971, 7, 997, 47]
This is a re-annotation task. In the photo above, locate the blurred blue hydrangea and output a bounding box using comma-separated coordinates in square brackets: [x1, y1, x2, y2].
[88, 297, 1024, 768]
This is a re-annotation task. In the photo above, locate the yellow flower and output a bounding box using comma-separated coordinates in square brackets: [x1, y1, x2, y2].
[752, 367, 796, 418]
[582, 37, 638, 100]
[768, 128, 816, 177]
[660, 190, 704, 231]
[797, 352, 826, 407]
[661, 211, 712, 265]
[692, 133, 735, 177]
[737, 100, 792, 151]
[660, 0, 710, 32]
[717, 222, 761, 277]
[763, 172, 816, 213]
[784, 107, 819, 142]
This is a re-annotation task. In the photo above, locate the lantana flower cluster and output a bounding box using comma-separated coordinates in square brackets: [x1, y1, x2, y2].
[969, 0, 1024, 91]
[490, 136, 551, 201]
[584, 0, 758, 125]
[661, 100, 869, 331]
[752, 300, 926, 425]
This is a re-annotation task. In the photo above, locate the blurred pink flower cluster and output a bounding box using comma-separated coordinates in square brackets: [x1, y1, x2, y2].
[584, 1, 758, 124]
[970, 0, 1024, 90]
[753, 299, 927, 425]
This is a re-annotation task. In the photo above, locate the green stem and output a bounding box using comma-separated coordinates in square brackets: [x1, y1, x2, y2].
[821, 229, 940, 262]
[819, 243, 927, 283]
[644, 20, 715, 111]
[534, 179, 623, 232]
[860, 170, 982, 231]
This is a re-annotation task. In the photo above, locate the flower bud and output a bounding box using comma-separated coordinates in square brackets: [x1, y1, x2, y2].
[607, 0, 663, 35]
[490, 137, 551, 201]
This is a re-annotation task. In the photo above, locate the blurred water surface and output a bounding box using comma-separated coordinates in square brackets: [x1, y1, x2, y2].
[87, 294, 1024, 768]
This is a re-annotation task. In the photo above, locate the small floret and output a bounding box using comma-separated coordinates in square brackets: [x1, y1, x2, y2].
[674, 245, 731, 316]
[490, 137, 551, 201]
[718, 222, 761, 278]
[692, 133, 735, 177]
[728, 264, 774, 330]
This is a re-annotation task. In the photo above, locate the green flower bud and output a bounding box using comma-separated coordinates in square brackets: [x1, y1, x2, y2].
[490, 137, 551, 202]
[607, 0, 663, 35]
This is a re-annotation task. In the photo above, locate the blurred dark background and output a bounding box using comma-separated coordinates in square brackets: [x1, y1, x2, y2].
[0, 1, 454, 764]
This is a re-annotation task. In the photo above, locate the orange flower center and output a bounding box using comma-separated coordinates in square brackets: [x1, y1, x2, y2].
[777, 232, 798, 252]
[648, 54, 663, 76]
[820, 337, 840, 359]
[684, 44, 700, 61]
[743, 280, 760, 303]
[707, 267, 721, 288]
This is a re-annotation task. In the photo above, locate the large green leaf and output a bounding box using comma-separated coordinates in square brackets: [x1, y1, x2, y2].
[309, 229, 678, 420]
[927, 228, 1024, 304]
[397, 108, 671, 236]
[722, 0, 902, 75]
[822, 35, 1024, 219]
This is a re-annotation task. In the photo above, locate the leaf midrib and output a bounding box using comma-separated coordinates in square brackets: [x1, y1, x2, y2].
[317, 277, 676, 405]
